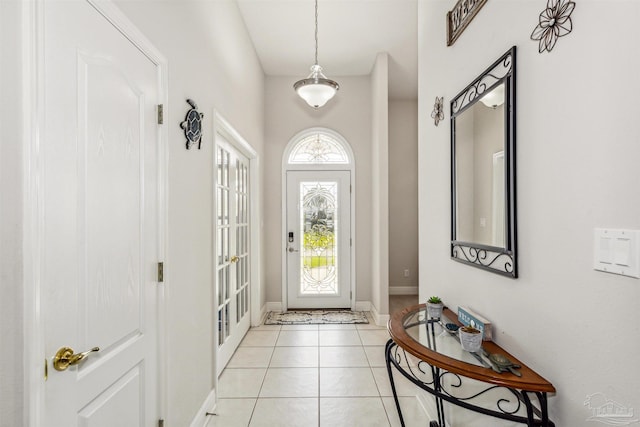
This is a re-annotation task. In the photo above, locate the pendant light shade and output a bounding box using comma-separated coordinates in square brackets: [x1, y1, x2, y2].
[479, 84, 505, 108]
[294, 65, 339, 109]
[294, 0, 339, 108]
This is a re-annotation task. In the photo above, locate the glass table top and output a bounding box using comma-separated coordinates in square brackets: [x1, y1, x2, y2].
[402, 307, 486, 368]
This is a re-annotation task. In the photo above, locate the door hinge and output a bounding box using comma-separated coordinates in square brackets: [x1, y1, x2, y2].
[158, 420, 165, 427]
[157, 262, 164, 283]
[350, 238, 352, 247]
[157, 104, 164, 124]
[350, 291, 352, 300]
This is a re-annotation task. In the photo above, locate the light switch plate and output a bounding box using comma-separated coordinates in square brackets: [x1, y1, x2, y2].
[593, 229, 640, 278]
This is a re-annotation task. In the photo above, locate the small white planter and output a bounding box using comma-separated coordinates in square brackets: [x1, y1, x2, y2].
[426, 302, 444, 319]
[459, 327, 482, 352]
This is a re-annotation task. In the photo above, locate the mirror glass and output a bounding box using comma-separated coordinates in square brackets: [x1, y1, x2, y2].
[455, 83, 505, 247]
[451, 47, 516, 277]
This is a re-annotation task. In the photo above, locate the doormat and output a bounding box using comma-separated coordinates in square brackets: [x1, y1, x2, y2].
[264, 310, 369, 325]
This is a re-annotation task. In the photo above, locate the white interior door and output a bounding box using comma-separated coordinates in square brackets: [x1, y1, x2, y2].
[216, 136, 251, 376]
[43, 1, 161, 425]
[286, 171, 351, 309]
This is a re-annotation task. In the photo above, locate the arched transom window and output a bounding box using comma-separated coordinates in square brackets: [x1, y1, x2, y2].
[288, 131, 350, 165]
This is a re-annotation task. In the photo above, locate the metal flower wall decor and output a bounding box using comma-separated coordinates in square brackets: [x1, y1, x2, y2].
[431, 96, 444, 126]
[531, 0, 576, 53]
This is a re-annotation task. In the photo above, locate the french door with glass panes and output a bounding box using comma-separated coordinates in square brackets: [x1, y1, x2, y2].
[216, 138, 250, 376]
[286, 171, 351, 308]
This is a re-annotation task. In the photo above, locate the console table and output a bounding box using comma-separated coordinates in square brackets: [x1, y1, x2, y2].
[386, 304, 555, 427]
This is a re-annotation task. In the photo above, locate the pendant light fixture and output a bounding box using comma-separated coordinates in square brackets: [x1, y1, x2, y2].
[479, 84, 505, 108]
[293, 0, 339, 109]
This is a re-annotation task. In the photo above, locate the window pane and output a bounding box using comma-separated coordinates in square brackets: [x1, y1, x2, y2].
[289, 133, 349, 164]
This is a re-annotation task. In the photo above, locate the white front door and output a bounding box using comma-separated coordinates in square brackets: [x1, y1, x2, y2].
[286, 171, 351, 309]
[216, 136, 251, 376]
[43, 1, 161, 425]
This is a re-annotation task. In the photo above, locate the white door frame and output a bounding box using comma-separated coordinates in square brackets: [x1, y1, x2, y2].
[22, 1, 169, 424]
[212, 110, 261, 330]
[281, 128, 356, 311]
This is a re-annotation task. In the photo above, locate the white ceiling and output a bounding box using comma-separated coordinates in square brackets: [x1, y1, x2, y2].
[237, 0, 418, 100]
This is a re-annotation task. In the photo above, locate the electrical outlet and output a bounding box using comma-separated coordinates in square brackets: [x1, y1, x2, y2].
[403, 269, 410, 278]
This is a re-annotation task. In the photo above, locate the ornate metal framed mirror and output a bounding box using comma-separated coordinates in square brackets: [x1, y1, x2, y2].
[450, 46, 517, 277]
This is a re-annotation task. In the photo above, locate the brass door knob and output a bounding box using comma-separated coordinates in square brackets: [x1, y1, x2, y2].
[53, 346, 100, 371]
[230, 255, 239, 263]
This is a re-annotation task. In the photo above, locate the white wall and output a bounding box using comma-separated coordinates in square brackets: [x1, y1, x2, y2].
[371, 53, 389, 317]
[0, 1, 24, 425]
[419, 1, 640, 425]
[263, 75, 373, 307]
[389, 100, 418, 291]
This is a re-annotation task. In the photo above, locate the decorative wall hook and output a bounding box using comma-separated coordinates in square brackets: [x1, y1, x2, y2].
[180, 99, 204, 149]
[431, 96, 444, 126]
[530, 0, 576, 53]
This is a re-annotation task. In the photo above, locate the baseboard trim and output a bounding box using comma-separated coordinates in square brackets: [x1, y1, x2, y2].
[412, 394, 433, 423]
[370, 304, 390, 327]
[417, 392, 434, 419]
[254, 303, 268, 327]
[189, 388, 216, 427]
[389, 286, 419, 295]
[416, 391, 450, 426]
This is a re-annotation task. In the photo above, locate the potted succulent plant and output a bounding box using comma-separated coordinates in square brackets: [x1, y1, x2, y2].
[459, 324, 482, 352]
[426, 296, 444, 319]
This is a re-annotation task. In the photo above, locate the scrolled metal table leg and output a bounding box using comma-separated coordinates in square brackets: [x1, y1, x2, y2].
[535, 391, 554, 427]
[385, 339, 405, 427]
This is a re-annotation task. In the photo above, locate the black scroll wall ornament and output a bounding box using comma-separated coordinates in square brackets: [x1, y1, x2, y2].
[180, 99, 204, 149]
[431, 96, 444, 126]
[530, 0, 576, 53]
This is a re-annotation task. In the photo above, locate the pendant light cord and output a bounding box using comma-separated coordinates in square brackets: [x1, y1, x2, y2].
[314, 0, 319, 66]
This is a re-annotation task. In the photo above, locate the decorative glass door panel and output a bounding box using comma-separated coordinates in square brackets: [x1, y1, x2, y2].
[287, 171, 351, 309]
[216, 137, 250, 376]
[300, 181, 338, 295]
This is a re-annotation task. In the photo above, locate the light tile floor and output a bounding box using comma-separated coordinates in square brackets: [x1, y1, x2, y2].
[207, 309, 428, 427]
